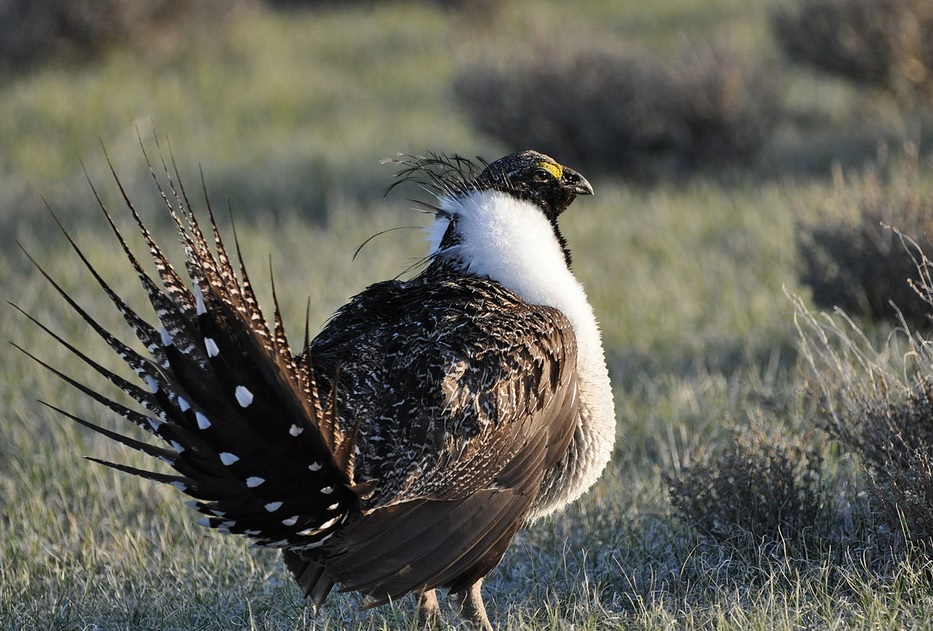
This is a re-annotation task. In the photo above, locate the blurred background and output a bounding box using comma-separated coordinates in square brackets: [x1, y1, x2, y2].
[0, 0, 930, 228]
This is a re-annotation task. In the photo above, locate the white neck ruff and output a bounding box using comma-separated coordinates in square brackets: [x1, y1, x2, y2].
[427, 189, 616, 519]
[427, 190, 602, 362]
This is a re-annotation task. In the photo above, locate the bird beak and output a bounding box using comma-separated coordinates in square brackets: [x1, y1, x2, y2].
[562, 168, 594, 197]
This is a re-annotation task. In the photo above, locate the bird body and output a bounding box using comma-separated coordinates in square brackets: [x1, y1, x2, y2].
[424, 186, 614, 520]
[21, 149, 616, 629]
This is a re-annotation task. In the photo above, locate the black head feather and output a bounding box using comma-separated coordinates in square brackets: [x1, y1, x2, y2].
[474, 150, 593, 221]
[387, 150, 593, 267]
[386, 149, 592, 221]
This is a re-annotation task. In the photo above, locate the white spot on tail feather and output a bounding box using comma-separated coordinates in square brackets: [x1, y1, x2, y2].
[235, 386, 254, 408]
[195, 284, 206, 315]
[292, 532, 334, 551]
[308, 462, 322, 472]
[264, 501, 283, 512]
[246, 476, 265, 488]
[178, 396, 191, 412]
[321, 486, 334, 495]
[296, 515, 342, 537]
[196, 412, 211, 430]
[289, 424, 303, 437]
[219, 452, 239, 466]
[281, 516, 299, 527]
[204, 337, 220, 357]
[160, 327, 173, 347]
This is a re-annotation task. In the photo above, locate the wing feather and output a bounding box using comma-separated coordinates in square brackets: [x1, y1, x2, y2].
[303, 273, 579, 598]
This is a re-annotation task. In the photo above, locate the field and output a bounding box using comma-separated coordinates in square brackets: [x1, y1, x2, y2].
[3, 1, 933, 629]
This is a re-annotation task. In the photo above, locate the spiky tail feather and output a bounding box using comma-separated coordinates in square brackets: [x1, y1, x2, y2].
[16, 144, 363, 604]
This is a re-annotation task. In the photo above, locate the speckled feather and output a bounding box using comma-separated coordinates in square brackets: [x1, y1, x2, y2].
[311, 268, 578, 505]
[297, 263, 581, 598]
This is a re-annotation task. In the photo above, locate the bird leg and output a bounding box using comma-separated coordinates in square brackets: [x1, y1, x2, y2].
[417, 589, 442, 629]
[453, 579, 493, 631]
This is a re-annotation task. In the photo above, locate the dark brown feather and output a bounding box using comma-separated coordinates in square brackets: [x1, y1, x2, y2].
[289, 262, 579, 599]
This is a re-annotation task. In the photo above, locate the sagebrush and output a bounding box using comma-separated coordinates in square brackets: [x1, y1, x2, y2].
[773, 0, 933, 107]
[668, 423, 825, 546]
[796, 159, 933, 328]
[453, 41, 781, 177]
[0, 0, 256, 66]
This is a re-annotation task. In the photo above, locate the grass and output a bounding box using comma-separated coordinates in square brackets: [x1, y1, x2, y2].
[3, 0, 933, 629]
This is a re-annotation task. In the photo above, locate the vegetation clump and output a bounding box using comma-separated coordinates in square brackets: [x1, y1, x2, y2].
[824, 382, 933, 546]
[0, 0, 255, 66]
[795, 244, 933, 552]
[773, 0, 933, 107]
[668, 423, 825, 545]
[453, 42, 781, 177]
[796, 160, 933, 329]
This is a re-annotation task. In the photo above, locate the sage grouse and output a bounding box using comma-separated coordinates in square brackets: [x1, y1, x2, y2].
[23, 149, 616, 629]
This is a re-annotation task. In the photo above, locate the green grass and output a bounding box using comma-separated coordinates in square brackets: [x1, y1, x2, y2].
[3, 0, 933, 629]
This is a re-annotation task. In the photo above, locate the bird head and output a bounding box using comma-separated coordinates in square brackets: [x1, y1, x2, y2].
[386, 149, 594, 268]
[475, 150, 594, 221]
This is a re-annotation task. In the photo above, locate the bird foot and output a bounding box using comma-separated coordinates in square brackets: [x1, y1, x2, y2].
[453, 580, 493, 631]
[418, 589, 443, 630]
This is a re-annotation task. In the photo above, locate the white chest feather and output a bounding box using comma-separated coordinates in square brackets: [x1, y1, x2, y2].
[428, 190, 601, 360]
[428, 190, 616, 518]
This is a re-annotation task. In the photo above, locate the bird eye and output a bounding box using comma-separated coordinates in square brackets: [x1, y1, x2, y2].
[532, 169, 550, 182]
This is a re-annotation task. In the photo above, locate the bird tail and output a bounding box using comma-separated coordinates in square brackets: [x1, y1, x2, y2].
[15, 147, 365, 601]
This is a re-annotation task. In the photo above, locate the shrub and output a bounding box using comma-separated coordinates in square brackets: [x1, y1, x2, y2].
[773, 0, 933, 107]
[453, 41, 781, 177]
[794, 270, 933, 549]
[668, 423, 825, 545]
[827, 382, 933, 545]
[0, 0, 256, 67]
[265, 0, 502, 17]
[796, 161, 933, 328]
